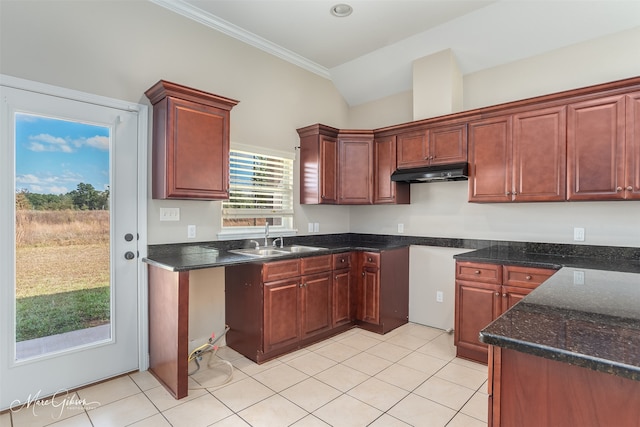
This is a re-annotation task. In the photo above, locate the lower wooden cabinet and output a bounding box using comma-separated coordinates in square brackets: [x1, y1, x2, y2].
[226, 253, 353, 363]
[454, 261, 556, 364]
[489, 347, 640, 427]
[226, 249, 409, 363]
[356, 247, 409, 334]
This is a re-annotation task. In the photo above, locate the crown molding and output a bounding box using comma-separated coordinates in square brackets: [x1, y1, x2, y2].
[150, 0, 331, 79]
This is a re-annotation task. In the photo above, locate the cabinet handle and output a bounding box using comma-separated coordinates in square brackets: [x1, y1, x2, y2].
[616, 187, 623, 192]
[525, 275, 532, 280]
[627, 186, 633, 191]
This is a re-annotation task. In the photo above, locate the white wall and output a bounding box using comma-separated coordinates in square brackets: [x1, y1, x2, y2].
[350, 27, 640, 248]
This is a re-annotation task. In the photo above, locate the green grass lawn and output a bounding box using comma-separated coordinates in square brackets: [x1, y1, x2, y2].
[16, 287, 110, 341]
[16, 243, 110, 342]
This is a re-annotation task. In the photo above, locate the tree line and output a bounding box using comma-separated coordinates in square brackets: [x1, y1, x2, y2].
[16, 183, 110, 211]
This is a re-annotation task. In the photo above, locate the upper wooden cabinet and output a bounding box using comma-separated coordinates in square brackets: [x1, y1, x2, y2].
[145, 80, 238, 200]
[338, 130, 374, 205]
[469, 106, 566, 203]
[373, 135, 410, 204]
[627, 92, 640, 200]
[297, 125, 408, 205]
[567, 92, 640, 201]
[468, 116, 512, 202]
[297, 124, 339, 204]
[396, 123, 467, 169]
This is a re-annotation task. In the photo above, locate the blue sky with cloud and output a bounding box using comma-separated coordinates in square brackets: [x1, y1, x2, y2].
[15, 113, 110, 195]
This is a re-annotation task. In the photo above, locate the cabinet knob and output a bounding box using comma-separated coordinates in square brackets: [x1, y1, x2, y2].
[525, 275, 532, 280]
[627, 186, 633, 191]
[616, 187, 623, 192]
[502, 293, 507, 297]
[362, 272, 365, 277]
[495, 292, 500, 296]
[341, 258, 345, 263]
[474, 270, 481, 274]
[368, 257, 373, 262]
[513, 191, 518, 195]
[505, 191, 511, 196]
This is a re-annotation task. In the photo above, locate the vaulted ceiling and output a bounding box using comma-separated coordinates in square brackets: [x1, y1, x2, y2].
[151, 0, 640, 106]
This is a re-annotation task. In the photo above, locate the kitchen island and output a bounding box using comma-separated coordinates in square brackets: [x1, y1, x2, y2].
[480, 267, 640, 427]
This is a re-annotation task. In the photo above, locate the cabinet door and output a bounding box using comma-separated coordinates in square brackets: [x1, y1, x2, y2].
[338, 136, 373, 204]
[513, 106, 567, 201]
[468, 116, 512, 202]
[359, 266, 380, 325]
[319, 135, 339, 204]
[263, 278, 300, 353]
[300, 272, 333, 340]
[396, 129, 428, 169]
[501, 285, 531, 312]
[567, 95, 626, 200]
[626, 92, 640, 200]
[333, 268, 352, 327]
[373, 135, 410, 204]
[160, 97, 230, 199]
[428, 123, 468, 165]
[454, 280, 501, 364]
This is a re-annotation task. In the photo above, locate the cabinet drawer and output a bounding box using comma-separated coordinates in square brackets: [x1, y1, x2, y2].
[301, 255, 332, 275]
[361, 252, 380, 268]
[456, 261, 501, 284]
[263, 259, 301, 282]
[332, 252, 352, 270]
[503, 265, 556, 289]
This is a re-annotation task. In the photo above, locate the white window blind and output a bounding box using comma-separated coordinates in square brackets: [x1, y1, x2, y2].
[222, 148, 294, 229]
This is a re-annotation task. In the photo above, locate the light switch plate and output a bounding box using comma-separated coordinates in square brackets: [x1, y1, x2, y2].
[187, 225, 196, 238]
[308, 223, 314, 233]
[160, 207, 180, 221]
[573, 227, 585, 242]
[313, 223, 320, 233]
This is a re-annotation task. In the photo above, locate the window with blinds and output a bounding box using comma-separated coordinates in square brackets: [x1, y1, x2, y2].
[222, 148, 294, 230]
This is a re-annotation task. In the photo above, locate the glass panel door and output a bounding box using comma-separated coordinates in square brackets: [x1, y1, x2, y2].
[15, 114, 112, 360]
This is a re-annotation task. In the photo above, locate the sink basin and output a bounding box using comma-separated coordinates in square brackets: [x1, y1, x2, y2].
[229, 248, 289, 258]
[281, 245, 326, 253]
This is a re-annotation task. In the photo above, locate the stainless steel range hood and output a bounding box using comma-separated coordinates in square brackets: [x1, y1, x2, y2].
[390, 162, 468, 183]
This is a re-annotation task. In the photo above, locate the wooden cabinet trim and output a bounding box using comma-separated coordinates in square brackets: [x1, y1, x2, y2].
[301, 254, 332, 275]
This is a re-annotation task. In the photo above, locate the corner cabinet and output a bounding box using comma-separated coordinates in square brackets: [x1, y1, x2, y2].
[297, 124, 339, 204]
[454, 261, 556, 364]
[145, 80, 238, 200]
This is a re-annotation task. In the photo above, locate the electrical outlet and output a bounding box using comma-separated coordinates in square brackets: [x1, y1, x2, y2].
[187, 225, 196, 238]
[398, 223, 404, 233]
[436, 291, 443, 303]
[159, 207, 180, 221]
[574, 227, 585, 242]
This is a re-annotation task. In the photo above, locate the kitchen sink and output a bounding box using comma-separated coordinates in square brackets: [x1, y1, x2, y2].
[282, 245, 326, 252]
[229, 248, 289, 258]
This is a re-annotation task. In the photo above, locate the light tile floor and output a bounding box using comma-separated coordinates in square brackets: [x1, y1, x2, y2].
[3, 323, 488, 427]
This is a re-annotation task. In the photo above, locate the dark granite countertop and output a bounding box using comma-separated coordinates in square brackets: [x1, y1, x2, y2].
[143, 233, 413, 272]
[480, 267, 640, 381]
[454, 245, 640, 273]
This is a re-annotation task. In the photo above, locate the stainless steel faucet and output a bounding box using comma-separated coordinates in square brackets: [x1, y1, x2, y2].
[249, 239, 260, 249]
[264, 223, 269, 247]
[272, 237, 283, 248]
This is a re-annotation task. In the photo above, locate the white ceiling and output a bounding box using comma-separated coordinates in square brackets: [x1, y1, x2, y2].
[151, 0, 640, 106]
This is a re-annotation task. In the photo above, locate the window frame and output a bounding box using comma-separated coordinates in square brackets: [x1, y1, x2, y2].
[218, 143, 296, 240]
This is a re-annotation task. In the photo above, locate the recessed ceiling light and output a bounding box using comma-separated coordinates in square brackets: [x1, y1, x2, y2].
[330, 3, 353, 17]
